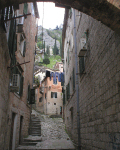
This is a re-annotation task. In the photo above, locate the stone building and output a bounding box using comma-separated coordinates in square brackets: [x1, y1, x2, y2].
[36, 69, 63, 116]
[62, 8, 120, 150]
[0, 2, 39, 150]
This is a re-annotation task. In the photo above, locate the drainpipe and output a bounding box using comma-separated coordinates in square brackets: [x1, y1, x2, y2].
[73, 9, 81, 150]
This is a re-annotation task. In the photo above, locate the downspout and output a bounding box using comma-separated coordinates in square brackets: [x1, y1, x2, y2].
[73, 9, 81, 149]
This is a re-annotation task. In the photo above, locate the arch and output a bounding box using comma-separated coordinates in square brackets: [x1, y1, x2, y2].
[1, 0, 120, 33]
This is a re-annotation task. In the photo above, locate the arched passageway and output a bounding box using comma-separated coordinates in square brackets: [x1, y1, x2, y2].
[1, 0, 120, 34]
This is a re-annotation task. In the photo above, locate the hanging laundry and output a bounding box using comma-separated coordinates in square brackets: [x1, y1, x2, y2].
[50, 72, 55, 81]
[61, 73, 64, 86]
[55, 72, 59, 81]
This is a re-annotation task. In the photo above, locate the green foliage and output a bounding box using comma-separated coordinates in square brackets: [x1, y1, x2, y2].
[53, 38, 59, 55]
[34, 76, 40, 87]
[43, 58, 50, 66]
[46, 29, 62, 43]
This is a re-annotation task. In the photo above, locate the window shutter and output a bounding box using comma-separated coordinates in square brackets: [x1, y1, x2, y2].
[19, 76, 24, 96]
[51, 92, 53, 98]
[23, 41, 26, 57]
[30, 89, 35, 104]
[79, 57, 85, 75]
[28, 85, 30, 103]
[55, 92, 57, 98]
[63, 93, 65, 105]
[23, 3, 28, 14]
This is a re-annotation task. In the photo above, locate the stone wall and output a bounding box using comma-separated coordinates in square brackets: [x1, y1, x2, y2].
[0, 3, 38, 150]
[63, 9, 120, 150]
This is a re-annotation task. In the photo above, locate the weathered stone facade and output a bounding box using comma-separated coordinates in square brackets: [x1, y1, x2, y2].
[63, 8, 120, 150]
[0, 3, 38, 150]
[38, 70, 63, 115]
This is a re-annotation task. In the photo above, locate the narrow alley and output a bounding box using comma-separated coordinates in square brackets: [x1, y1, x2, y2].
[16, 109, 75, 150]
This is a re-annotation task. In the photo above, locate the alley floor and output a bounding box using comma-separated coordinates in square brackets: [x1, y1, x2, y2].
[16, 109, 75, 150]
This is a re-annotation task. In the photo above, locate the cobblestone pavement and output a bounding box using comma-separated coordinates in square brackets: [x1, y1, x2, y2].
[16, 110, 75, 149]
[32, 110, 75, 149]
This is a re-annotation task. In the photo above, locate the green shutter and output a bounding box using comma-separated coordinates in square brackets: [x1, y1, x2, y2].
[23, 41, 26, 57]
[30, 89, 35, 104]
[23, 3, 28, 14]
[19, 76, 24, 96]
[79, 57, 85, 75]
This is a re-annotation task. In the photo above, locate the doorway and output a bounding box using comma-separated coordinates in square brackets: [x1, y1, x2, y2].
[60, 106, 62, 115]
[19, 116, 23, 144]
[9, 112, 17, 150]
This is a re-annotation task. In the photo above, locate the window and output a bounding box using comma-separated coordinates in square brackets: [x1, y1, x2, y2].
[66, 82, 70, 101]
[51, 92, 57, 98]
[20, 34, 26, 57]
[11, 66, 24, 96]
[53, 79, 57, 85]
[39, 97, 42, 102]
[79, 57, 85, 75]
[45, 93, 46, 99]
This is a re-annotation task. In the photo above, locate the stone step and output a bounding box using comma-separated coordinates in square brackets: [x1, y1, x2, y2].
[23, 136, 42, 142]
[30, 134, 41, 136]
[22, 142, 37, 146]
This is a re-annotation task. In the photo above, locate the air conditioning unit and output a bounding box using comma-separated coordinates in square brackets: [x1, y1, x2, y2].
[78, 38, 87, 57]
[10, 74, 20, 92]
[17, 15, 24, 33]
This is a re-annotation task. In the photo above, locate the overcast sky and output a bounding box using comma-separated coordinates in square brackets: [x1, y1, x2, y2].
[37, 2, 65, 29]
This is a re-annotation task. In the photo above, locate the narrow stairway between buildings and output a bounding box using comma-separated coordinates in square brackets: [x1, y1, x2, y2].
[16, 109, 75, 150]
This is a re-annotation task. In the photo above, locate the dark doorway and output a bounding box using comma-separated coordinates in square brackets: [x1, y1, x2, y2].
[60, 106, 62, 115]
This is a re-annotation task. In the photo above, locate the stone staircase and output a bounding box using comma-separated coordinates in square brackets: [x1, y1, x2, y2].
[16, 114, 41, 149]
[29, 114, 41, 136]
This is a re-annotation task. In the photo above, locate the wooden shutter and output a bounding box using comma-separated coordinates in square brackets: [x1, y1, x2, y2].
[23, 3, 28, 14]
[19, 76, 24, 96]
[79, 57, 85, 75]
[55, 92, 57, 98]
[30, 89, 35, 104]
[23, 41, 26, 57]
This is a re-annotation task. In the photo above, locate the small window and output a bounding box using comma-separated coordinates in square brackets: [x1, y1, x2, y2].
[51, 92, 57, 98]
[79, 57, 85, 75]
[53, 79, 57, 85]
[54, 103, 56, 105]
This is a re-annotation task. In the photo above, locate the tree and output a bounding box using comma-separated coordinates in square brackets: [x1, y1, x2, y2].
[46, 45, 50, 56]
[60, 38, 62, 57]
[43, 58, 50, 66]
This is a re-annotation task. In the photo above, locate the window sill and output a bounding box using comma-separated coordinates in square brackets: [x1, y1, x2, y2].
[14, 92, 20, 99]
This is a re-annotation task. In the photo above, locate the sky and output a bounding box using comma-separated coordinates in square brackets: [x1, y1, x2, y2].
[37, 2, 65, 29]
